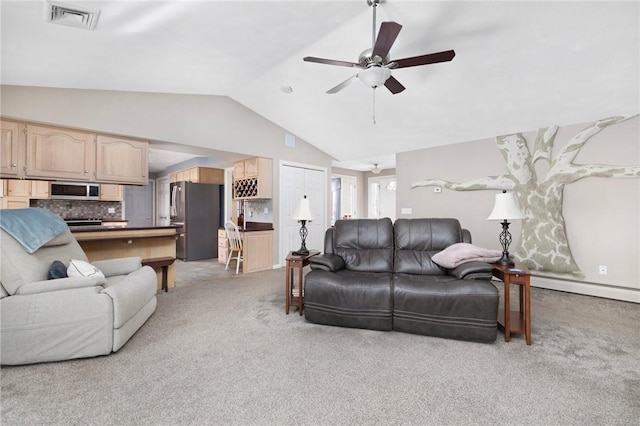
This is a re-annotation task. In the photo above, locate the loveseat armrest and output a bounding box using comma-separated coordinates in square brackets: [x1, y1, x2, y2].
[15, 276, 106, 296]
[449, 261, 493, 280]
[309, 254, 345, 272]
[100, 266, 157, 329]
[92, 257, 142, 278]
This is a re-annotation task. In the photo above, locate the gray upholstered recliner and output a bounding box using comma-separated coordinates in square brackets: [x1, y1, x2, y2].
[1, 220, 157, 365]
[304, 218, 499, 342]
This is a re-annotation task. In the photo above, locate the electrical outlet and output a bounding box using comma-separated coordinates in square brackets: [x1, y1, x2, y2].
[599, 265, 608, 275]
[107, 207, 115, 214]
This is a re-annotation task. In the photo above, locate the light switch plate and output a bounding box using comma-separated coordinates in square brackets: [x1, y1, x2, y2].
[401, 208, 412, 215]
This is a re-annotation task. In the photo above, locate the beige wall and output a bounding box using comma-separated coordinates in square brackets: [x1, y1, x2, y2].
[397, 116, 639, 302]
[1, 85, 334, 266]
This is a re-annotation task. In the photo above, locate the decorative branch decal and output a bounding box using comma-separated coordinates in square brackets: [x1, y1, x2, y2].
[412, 115, 640, 276]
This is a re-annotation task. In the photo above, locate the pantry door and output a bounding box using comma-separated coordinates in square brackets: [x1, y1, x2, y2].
[280, 163, 327, 265]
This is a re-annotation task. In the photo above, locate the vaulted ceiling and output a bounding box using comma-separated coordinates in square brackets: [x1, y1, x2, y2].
[2, 1, 638, 172]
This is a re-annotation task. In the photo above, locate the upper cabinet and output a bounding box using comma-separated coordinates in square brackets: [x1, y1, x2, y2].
[99, 184, 123, 201]
[170, 166, 224, 184]
[96, 135, 148, 185]
[232, 157, 272, 200]
[26, 124, 95, 181]
[0, 120, 149, 185]
[1, 120, 24, 178]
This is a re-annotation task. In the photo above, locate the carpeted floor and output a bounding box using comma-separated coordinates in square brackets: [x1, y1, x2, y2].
[1, 266, 639, 425]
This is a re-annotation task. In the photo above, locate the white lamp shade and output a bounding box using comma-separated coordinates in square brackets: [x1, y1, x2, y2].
[358, 67, 391, 88]
[293, 196, 314, 221]
[487, 191, 524, 221]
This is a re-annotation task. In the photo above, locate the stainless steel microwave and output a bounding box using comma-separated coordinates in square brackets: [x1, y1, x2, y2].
[50, 182, 100, 200]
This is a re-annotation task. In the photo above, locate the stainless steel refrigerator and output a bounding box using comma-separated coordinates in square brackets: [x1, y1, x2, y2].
[170, 181, 224, 261]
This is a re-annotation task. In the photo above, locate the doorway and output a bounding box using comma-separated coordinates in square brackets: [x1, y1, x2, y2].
[331, 175, 357, 224]
[368, 175, 396, 221]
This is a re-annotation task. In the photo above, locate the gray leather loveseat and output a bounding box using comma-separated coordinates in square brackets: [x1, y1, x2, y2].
[304, 218, 499, 342]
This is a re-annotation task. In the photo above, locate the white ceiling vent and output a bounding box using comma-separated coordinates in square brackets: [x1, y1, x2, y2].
[46, 1, 100, 30]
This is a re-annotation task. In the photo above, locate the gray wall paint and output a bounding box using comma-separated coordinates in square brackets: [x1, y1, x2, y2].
[1, 85, 333, 266]
[397, 116, 639, 301]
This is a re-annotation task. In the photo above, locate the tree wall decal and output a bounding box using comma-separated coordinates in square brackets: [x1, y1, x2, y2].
[412, 115, 640, 276]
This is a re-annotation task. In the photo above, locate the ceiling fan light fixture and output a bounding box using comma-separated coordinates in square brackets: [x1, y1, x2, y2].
[358, 66, 391, 88]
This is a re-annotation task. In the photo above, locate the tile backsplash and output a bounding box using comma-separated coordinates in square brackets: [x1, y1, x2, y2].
[30, 200, 122, 220]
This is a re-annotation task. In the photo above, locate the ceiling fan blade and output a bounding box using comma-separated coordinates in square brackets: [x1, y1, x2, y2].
[326, 74, 358, 94]
[372, 22, 402, 60]
[392, 50, 456, 69]
[304, 56, 361, 68]
[384, 76, 405, 94]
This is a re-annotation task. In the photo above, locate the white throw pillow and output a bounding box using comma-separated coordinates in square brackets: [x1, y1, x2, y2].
[67, 259, 105, 278]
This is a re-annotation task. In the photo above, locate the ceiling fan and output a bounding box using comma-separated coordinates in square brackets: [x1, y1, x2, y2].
[303, 0, 455, 95]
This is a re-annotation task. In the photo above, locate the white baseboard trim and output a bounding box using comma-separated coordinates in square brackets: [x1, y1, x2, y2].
[532, 275, 640, 303]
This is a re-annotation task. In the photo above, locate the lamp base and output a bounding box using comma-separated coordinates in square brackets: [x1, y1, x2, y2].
[496, 252, 515, 266]
[292, 249, 310, 256]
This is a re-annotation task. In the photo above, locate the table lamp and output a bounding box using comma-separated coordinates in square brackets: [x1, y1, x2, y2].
[292, 195, 313, 255]
[487, 190, 524, 266]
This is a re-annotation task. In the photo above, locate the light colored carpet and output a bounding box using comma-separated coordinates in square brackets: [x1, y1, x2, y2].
[1, 267, 639, 425]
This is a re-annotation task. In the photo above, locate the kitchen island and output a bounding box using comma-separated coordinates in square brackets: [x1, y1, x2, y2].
[71, 225, 178, 290]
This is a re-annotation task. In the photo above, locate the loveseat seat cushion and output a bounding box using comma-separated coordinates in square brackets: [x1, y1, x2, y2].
[393, 273, 499, 342]
[394, 218, 464, 275]
[304, 270, 393, 331]
[334, 218, 394, 273]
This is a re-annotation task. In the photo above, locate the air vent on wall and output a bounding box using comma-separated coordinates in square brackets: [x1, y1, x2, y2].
[47, 1, 100, 30]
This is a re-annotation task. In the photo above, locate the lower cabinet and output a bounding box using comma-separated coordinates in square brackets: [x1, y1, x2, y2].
[218, 229, 228, 264]
[242, 230, 273, 273]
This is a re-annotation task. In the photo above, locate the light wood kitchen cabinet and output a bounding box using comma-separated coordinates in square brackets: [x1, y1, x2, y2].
[233, 161, 246, 180]
[233, 157, 266, 180]
[218, 228, 228, 264]
[95, 135, 148, 185]
[1, 196, 30, 209]
[5, 179, 30, 197]
[232, 157, 272, 200]
[100, 184, 123, 201]
[1, 121, 149, 185]
[4, 179, 49, 199]
[1, 120, 24, 178]
[171, 167, 224, 184]
[30, 180, 50, 199]
[241, 230, 273, 273]
[25, 124, 95, 181]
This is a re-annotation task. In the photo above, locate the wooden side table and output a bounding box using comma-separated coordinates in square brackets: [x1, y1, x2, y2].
[492, 262, 532, 345]
[142, 256, 176, 292]
[285, 250, 319, 315]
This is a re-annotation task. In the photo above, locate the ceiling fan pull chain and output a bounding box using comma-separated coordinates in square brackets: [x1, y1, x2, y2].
[372, 88, 377, 124]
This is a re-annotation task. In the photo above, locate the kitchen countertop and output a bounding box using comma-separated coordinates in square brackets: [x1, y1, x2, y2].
[70, 225, 179, 232]
[220, 222, 274, 232]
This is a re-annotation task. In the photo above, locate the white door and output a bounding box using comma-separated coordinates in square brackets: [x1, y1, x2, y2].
[368, 176, 396, 221]
[156, 177, 170, 226]
[280, 164, 326, 264]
